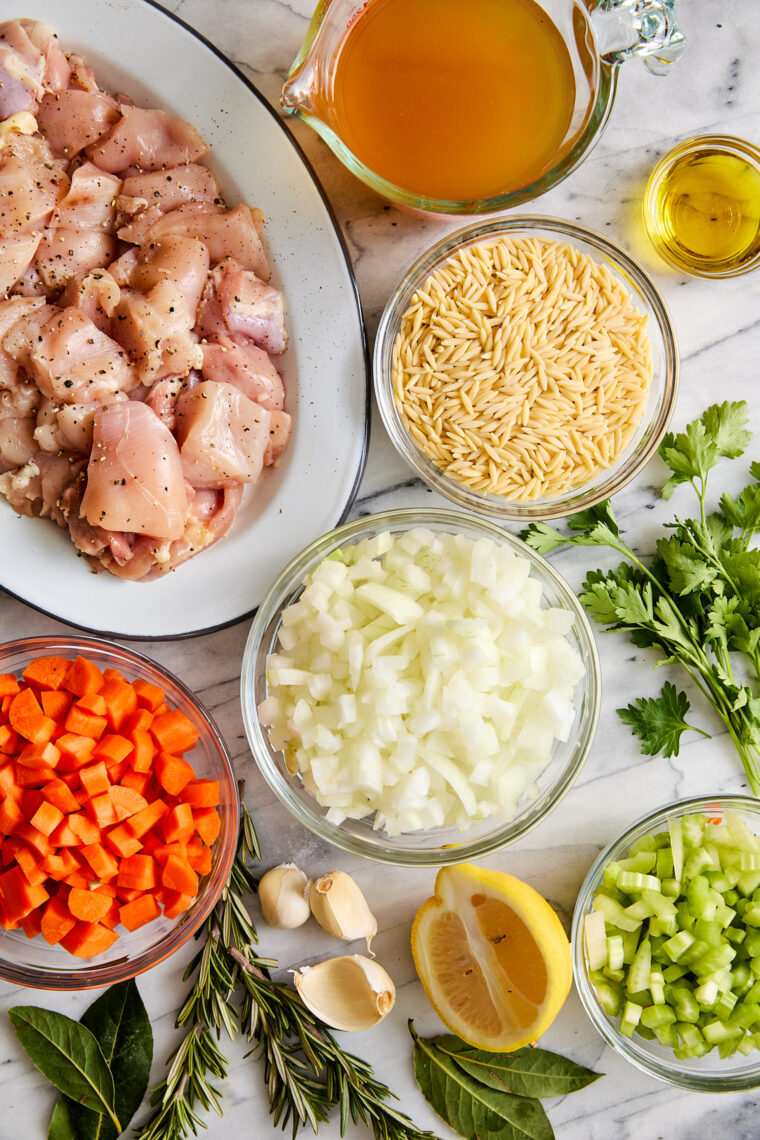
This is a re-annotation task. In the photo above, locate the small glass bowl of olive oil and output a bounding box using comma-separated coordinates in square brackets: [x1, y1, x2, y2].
[643, 135, 760, 278]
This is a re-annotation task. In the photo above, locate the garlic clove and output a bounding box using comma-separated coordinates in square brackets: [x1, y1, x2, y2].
[258, 863, 311, 929]
[309, 870, 378, 951]
[293, 954, 395, 1031]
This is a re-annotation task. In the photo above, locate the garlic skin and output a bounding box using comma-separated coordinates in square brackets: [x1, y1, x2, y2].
[258, 863, 311, 929]
[293, 955, 395, 1031]
[309, 871, 378, 951]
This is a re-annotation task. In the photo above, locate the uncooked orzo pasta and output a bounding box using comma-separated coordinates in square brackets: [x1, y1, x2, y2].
[391, 237, 653, 500]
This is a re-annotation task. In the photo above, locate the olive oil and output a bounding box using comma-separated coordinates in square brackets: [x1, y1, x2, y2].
[321, 0, 578, 203]
[644, 137, 760, 278]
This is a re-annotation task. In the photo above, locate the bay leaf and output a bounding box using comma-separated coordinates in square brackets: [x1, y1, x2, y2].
[9, 1006, 120, 1132]
[412, 1032, 554, 1140]
[434, 1036, 603, 1099]
[47, 1097, 78, 1140]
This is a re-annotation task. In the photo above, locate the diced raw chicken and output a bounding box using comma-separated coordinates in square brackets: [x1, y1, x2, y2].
[122, 236, 210, 317]
[0, 231, 42, 295]
[86, 105, 208, 173]
[34, 396, 107, 454]
[35, 228, 118, 292]
[0, 449, 85, 526]
[66, 53, 99, 94]
[0, 135, 68, 236]
[145, 376, 186, 432]
[51, 163, 121, 231]
[121, 163, 222, 213]
[5, 305, 136, 403]
[20, 20, 70, 91]
[264, 410, 292, 467]
[0, 413, 36, 470]
[0, 20, 47, 116]
[37, 90, 120, 157]
[215, 257, 287, 353]
[113, 280, 203, 384]
[61, 269, 121, 333]
[145, 203, 270, 279]
[80, 401, 188, 539]
[174, 380, 271, 488]
[201, 335, 284, 411]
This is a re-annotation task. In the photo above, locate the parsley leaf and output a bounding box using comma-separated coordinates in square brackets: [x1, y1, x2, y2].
[656, 535, 719, 595]
[520, 521, 568, 555]
[659, 401, 751, 499]
[617, 683, 709, 758]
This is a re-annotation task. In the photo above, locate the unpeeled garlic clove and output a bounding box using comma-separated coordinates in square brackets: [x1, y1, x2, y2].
[258, 863, 311, 929]
[293, 954, 395, 1031]
[309, 870, 377, 951]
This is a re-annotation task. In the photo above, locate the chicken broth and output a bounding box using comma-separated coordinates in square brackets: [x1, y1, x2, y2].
[323, 0, 577, 202]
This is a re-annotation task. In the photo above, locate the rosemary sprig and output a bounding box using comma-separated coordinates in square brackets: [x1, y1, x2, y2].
[136, 796, 437, 1140]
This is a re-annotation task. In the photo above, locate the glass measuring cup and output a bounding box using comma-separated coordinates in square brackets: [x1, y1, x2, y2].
[282, 0, 685, 215]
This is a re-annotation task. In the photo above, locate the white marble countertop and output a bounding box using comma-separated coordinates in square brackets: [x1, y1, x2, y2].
[2, 1, 760, 1137]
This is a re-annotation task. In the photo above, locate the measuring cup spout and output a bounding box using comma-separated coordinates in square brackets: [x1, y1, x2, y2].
[281, 62, 317, 117]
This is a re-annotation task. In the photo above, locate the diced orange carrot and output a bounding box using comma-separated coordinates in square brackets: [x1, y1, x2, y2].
[155, 751, 194, 796]
[100, 898, 122, 930]
[161, 854, 198, 897]
[0, 673, 20, 698]
[49, 819, 82, 847]
[67, 812, 101, 846]
[15, 764, 57, 788]
[124, 708, 153, 735]
[40, 778, 81, 815]
[30, 800, 64, 837]
[87, 791, 117, 828]
[40, 690, 73, 721]
[64, 704, 107, 741]
[76, 692, 107, 718]
[117, 853, 157, 891]
[132, 678, 165, 712]
[68, 886, 112, 923]
[79, 761, 110, 799]
[15, 822, 51, 858]
[40, 893, 77, 945]
[23, 656, 70, 692]
[119, 894, 160, 932]
[180, 779, 220, 808]
[0, 724, 20, 754]
[103, 668, 127, 684]
[104, 824, 143, 859]
[80, 842, 119, 881]
[162, 890, 193, 919]
[186, 840, 212, 876]
[161, 803, 195, 844]
[105, 760, 128, 785]
[194, 808, 221, 847]
[17, 741, 61, 770]
[110, 785, 148, 823]
[150, 709, 199, 755]
[0, 762, 20, 798]
[128, 729, 155, 773]
[93, 734, 133, 765]
[9, 688, 56, 744]
[56, 733, 96, 770]
[153, 842, 187, 865]
[0, 797, 24, 836]
[43, 849, 81, 880]
[15, 844, 46, 886]
[114, 885, 141, 903]
[61, 920, 118, 958]
[0, 865, 49, 920]
[126, 799, 168, 839]
[20, 903, 45, 938]
[120, 770, 151, 797]
[101, 679, 138, 732]
[64, 656, 103, 698]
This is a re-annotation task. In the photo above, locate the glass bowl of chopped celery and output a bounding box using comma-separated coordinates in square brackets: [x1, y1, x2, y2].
[573, 795, 760, 1091]
[241, 507, 600, 866]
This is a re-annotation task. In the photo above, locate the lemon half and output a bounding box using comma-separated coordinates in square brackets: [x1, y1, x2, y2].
[411, 863, 571, 1051]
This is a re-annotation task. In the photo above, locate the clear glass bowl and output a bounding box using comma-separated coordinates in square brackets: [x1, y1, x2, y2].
[241, 508, 600, 866]
[572, 794, 760, 1092]
[0, 636, 238, 990]
[374, 216, 679, 522]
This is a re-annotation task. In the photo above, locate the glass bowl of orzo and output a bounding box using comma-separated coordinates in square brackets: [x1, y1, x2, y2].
[374, 216, 678, 522]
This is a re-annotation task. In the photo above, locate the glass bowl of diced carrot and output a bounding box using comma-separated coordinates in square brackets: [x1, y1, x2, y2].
[0, 636, 238, 989]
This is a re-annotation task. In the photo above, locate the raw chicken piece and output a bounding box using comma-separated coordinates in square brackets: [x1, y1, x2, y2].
[113, 280, 202, 384]
[145, 376, 187, 432]
[35, 228, 117, 292]
[264, 410, 292, 467]
[66, 53, 99, 94]
[174, 380, 271, 488]
[0, 20, 46, 116]
[215, 257, 287, 353]
[86, 105, 208, 173]
[122, 236, 210, 317]
[0, 231, 42, 295]
[121, 163, 222, 213]
[80, 401, 187, 539]
[37, 89, 120, 157]
[5, 305, 136, 403]
[0, 449, 85, 526]
[61, 269, 121, 333]
[51, 163, 121, 231]
[0, 412, 36, 470]
[145, 203, 270, 279]
[0, 134, 68, 236]
[21, 20, 70, 91]
[34, 397, 110, 454]
[201, 336, 284, 411]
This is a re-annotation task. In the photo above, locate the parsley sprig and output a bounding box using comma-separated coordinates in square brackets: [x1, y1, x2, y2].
[524, 401, 760, 791]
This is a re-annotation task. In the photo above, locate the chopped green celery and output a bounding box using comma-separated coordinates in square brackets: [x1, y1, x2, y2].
[731, 852, 760, 872]
[593, 982, 621, 1017]
[730, 1001, 760, 1030]
[750, 956, 760, 978]
[669, 819, 684, 880]
[636, 1024, 656, 1040]
[624, 898, 655, 922]
[693, 918, 723, 947]
[708, 872, 732, 894]
[683, 814, 707, 848]
[629, 835, 659, 855]
[675, 901, 696, 931]
[744, 906, 760, 927]
[589, 969, 611, 988]
[743, 981, 760, 1004]
[702, 1019, 743, 1045]
[691, 943, 736, 976]
[641, 1004, 676, 1029]
[718, 1037, 744, 1059]
[649, 971, 665, 1005]
[656, 848, 674, 881]
[732, 963, 752, 990]
[618, 871, 661, 894]
[620, 928, 641, 964]
[736, 898, 751, 917]
[725, 889, 740, 906]
[677, 1023, 705, 1047]
[602, 861, 621, 890]
[670, 986, 700, 1024]
[725, 812, 760, 854]
[715, 902, 737, 929]
[664, 929, 697, 961]
[738, 871, 760, 896]
[737, 1035, 756, 1056]
[683, 847, 715, 882]
[714, 990, 738, 1020]
[662, 877, 682, 899]
[654, 1024, 679, 1048]
[603, 968, 626, 983]
[663, 963, 688, 983]
[695, 980, 719, 1007]
[745, 930, 760, 956]
[641, 889, 677, 921]
[607, 935, 625, 972]
[619, 1001, 642, 1037]
[725, 866, 743, 888]
[592, 894, 642, 933]
[618, 851, 657, 874]
[627, 937, 652, 994]
[648, 916, 677, 938]
[687, 875, 717, 920]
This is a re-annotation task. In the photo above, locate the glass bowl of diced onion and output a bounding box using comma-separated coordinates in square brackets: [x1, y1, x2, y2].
[573, 795, 760, 1091]
[240, 507, 600, 866]
[0, 636, 238, 990]
[374, 216, 678, 522]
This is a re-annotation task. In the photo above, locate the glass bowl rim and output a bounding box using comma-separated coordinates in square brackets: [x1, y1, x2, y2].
[241, 506, 601, 867]
[0, 634, 239, 990]
[572, 792, 760, 1092]
[373, 213, 679, 522]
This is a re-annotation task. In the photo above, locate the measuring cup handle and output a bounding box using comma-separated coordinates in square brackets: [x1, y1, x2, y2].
[591, 0, 685, 74]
